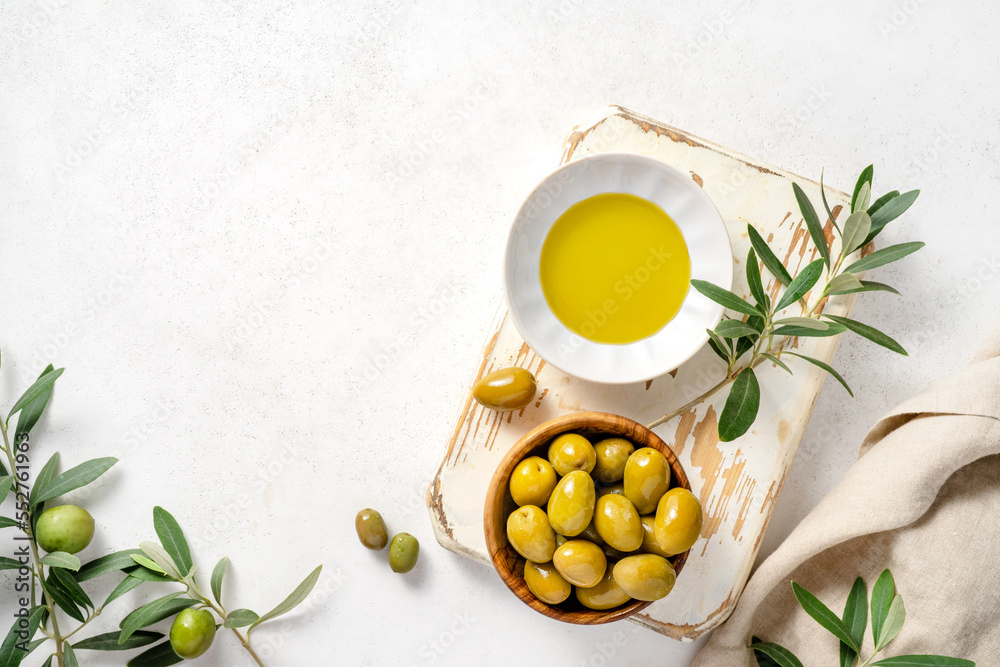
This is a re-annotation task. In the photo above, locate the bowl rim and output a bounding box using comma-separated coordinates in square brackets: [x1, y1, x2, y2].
[483, 411, 692, 625]
[503, 151, 733, 385]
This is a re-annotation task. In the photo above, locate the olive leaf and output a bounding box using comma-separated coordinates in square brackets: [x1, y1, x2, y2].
[718, 368, 760, 442]
[748, 224, 793, 286]
[867, 190, 900, 217]
[249, 564, 323, 633]
[103, 575, 145, 607]
[0, 605, 46, 667]
[211, 557, 229, 605]
[51, 567, 93, 609]
[42, 574, 86, 622]
[123, 564, 174, 582]
[772, 317, 829, 330]
[77, 549, 145, 582]
[691, 279, 763, 317]
[0, 517, 18, 530]
[792, 182, 831, 269]
[761, 353, 792, 374]
[40, 552, 81, 571]
[823, 315, 907, 355]
[852, 164, 874, 212]
[870, 657, 975, 666]
[0, 476, 12, 505]
[15, 364, 55, 439]
[7, 367, 64, 422]
[119, 594, 198, 644]
[152, 507, 193, 577]
[139, 542, 182, 580]
[870, 569, 896, 642]
[854, 181, 872, 215]
[73, 630, 163, 651]
[32, 457, 118, 505]
[750, 641, 804, 667]
[819, 168, 839, 233]
[63, 645, 79, 667]
[865, 189, 920, 244]
[875, 595, 906, 652]
[791, 582, 860, 653]
[774, 259, 824, 312]
[746, 248, 768, 308]
[224, 609, 260, 629]
[841, 211, 872, 256]
[840, 576, 868, 667]
[772, 322, 848, 338]
[785, 353, 853, 397]
[30, 452, 60, 510]
[835, 280, 900, 296]
[825, 273, 865, 296]
[715, 319, 761, 339]
[0, 557, 21, 571]
[845, 241, 924, 274]
[131, 554, 166, 575]
[125, 640, 184, 667]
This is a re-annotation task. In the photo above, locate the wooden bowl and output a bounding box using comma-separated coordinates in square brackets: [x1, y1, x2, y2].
[483, 412, 692, 624]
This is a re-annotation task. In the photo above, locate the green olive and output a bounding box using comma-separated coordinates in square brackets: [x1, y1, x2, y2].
[523, 561, 571, 604]
[593, 494, 642, 552]
[602, 544, 630, 561]
[654, 488, 703, 556]
[575, 570, 632, 610]
[598, 482, 625, 498]
[555, 533, 568, 547]
[388, 532, 420, 573]
[169, 608, 217, 659]
[592, 438, 634, 483]
[552, 539, 607, 588]
[355, 508, 388, 550]
[509, 456, 558, 507]
[612, 554, 676, 601]
[624, 448, 671, 514]
[639, 516, 672, 558]
[576, 520, 604, 546]
[506, 505, 556, 563]
[35, 505, 94, 555]
[547, 433, 596, 476]
[473, 367, 537, 411]
[546, 470, 595, 537]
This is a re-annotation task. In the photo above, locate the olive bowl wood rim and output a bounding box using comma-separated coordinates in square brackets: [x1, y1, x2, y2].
[483, 411, 692, 625]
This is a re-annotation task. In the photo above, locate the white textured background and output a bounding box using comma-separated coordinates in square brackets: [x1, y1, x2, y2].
[1, 1, 998, 666]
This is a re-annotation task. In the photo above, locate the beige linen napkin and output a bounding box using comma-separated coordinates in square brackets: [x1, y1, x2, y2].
[693, 326, 1000, 666]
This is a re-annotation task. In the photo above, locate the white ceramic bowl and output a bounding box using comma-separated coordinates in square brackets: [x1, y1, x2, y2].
[504, 153, 733, 384]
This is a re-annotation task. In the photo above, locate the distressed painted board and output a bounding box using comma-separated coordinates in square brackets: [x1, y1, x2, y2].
[427, 105, 861, 640]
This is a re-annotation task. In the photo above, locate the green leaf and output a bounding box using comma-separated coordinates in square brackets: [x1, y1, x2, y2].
[840, 576, 868, 667]
[63, 645, 78, 667]
[868, 190, 900, 217]
[32, 457, 118, 505]
[761, 353, 792, 374]
[791, 581, 859, 652]
[126, 641, 184, 667]
[40, 552, 80, 571]
[826, 273, 865, 296]
[718, 369, 760, 442]
[74, 630, 163, 651]
[250, 564, 323, 631]
[122, 565, 174, 583]
[103, 575, 145, 607]
[77, 549, 145, 582]
[841, 211, 872, 255]
[834, 280, 900, 296]
[870, 569, 896, 642]
[15, 365, 55, 439]
[854, 180, 871, 214]
[846, 241, 924, 275]
[792, 182, 831, 269]
[0, 557, 21, 571]
[42, 575, 85, 623]
[773, 317, 829, 330]
[152, 507, 193, 577]
[139, 541, 181, 579]
[823, 315, 907, 355]
[51, 567, 93, 609]
[748, 224, 793, 286]
[775, 259, 824, 312]
[751, 637, 784, 667]
[224, 609, 260, 628]
[23, 638, 46, 657]
[819, 168, 839, 233]
[118, 594, 198, 644]
[211, 557, 229, 605]
[40, 657, 52, 667]
[749, 642, 804, 667]
[746, 249, 768, 308]
[715, 319, 761, 339]
[734, 333, 759, 362]
[0, 477, 12, 505]
[30, 452, 60, 510]
[865, 189, 920, 244]
[131, 555, 166, 575]
[875, 594, 906, 652]
[852, 164, 874, 212]
[0, 606, 46, 667]
[0, 517, 19, 530]
[7, 368, 64, 421]
[871, 657, 975, 666]
[773, 322, 848, 338]
[785, 353, 854, 397]
[691, 280, 763, 317]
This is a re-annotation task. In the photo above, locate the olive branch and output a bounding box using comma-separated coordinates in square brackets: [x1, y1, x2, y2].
[648, 166, 923, 441]
[0, 362, 322, 667]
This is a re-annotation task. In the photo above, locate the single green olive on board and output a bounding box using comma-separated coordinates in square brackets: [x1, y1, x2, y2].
[592, 438, 635, 484]
[546, 470, 596, 537]
[169, 608, 217, 659]
[639, 516, 673, 559]
[654, 488, 703, 556]
[593, 494, 643, 552]
[506, 505, 556, 563]
[473, 367, 537, 411]
[509, 456, 558, 507]
[388, 533, 420, 573]
[623, 447, 671, 514]
[575, 569, 632, 610]
[35, 505, 95, 555]
[355, 508, 388, 550]
[547, 433, 596, 476]
[552, 539, 607, 588]
[612, 554, 676, 601]
[523, 560, 572, 605]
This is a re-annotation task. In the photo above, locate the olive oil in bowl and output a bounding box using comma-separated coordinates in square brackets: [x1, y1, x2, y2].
[539, 193, 691, 345]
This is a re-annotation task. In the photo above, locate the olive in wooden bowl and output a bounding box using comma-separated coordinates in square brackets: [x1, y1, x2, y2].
[484, 412, 697, 625]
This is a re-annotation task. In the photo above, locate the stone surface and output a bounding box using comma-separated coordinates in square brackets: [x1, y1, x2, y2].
[0, 1, 997, 665]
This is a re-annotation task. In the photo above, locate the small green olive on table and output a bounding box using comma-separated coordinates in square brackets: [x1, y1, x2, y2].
[388, 532, 420, 573]
[355, 508, 388, 550]
[473, 367, 537, 411]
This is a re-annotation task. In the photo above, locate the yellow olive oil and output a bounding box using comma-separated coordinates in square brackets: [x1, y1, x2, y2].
[539, 193, 690, 344]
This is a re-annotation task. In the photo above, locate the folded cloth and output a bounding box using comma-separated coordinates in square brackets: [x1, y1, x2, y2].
[693, 326, 1000, 666]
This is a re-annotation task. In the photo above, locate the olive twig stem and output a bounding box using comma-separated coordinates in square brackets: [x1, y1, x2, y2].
[0, 421, 65, 667]
[183, 578, 268, 667]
